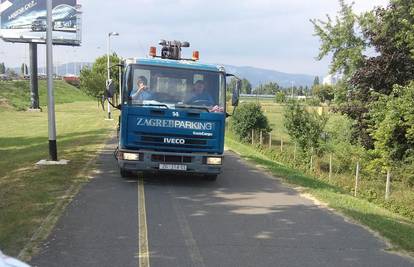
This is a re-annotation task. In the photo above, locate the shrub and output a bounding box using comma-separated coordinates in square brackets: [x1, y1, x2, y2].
[230, 102, 271, 142]
[284, 101, 327, 156]
[275, 91, 286, 103]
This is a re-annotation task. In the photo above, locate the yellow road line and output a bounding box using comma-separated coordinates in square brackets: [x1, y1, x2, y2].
[138, 177, 150, 267]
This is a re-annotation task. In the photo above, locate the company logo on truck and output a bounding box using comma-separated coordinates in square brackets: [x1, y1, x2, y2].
[163, 138, 185, 144]
[137, 118, 214, 131]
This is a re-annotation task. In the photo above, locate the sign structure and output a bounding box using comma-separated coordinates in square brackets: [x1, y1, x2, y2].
[0, 0, 81, 45]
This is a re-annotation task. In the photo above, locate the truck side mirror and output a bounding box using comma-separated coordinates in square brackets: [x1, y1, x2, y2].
[232, 80, 241, 106]
[106, 79, 115, 98]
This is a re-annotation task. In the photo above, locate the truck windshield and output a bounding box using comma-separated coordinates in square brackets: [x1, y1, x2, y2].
[124, 64, 226, 112]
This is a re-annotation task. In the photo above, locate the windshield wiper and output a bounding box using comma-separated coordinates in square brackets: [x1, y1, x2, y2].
[175, 104, 210, 112]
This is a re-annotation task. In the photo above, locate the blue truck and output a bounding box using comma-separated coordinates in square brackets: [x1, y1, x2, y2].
[107, 40, 240, 181]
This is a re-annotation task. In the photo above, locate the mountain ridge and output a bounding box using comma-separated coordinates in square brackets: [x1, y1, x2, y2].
[221, 64, 317, 88]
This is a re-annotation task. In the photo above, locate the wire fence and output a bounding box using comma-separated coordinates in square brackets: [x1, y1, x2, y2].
[248, 129, 406, 203]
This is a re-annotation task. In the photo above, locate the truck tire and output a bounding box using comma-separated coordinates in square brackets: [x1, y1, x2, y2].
[120, 168, 134, 178]
[204, 174, 218, 181]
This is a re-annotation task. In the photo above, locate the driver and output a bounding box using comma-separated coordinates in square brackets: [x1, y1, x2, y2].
[185, 80, 214, 105]
[131, 76, 152, 101]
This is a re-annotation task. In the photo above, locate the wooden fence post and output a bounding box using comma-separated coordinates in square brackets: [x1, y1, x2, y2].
[251, 129, 254, 145]
[385, 169, 391, 200]
[329, 154, 332, 181]
[280, 138, 283, 152]
[354, 162, 360, 197]
[269, 132, 272, 149]
[293, 143, 296, 161]
[310, 148, 314, 171]
[260, 130, 263, 145]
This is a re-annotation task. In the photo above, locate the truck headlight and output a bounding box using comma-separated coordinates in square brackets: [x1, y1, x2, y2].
[206, 157, 222, 165]
[123, 152, 140, 161]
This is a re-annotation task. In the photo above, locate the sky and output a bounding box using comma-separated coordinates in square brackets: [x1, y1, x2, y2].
[0, 0, 389, 77]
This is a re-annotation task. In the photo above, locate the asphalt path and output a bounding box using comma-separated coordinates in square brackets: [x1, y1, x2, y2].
[30, 138, 414, 267]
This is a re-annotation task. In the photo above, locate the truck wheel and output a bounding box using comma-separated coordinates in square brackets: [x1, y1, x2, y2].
[204, 174, 218, 181]
[120, 168, 134, 178]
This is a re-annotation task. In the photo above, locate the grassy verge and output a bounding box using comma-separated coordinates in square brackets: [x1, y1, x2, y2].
[225, 134, 414, 255]
[0, 80, 91, 110]
[0, 101, 117, 256]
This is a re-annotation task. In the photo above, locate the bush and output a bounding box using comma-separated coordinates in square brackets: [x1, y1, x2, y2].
[284, 101, 327, 156]
[230, 102, 271, 142]
[275, 91, 286, 103]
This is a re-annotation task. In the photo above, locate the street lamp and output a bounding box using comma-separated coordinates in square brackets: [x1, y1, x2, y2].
[106, 32, 119, 120]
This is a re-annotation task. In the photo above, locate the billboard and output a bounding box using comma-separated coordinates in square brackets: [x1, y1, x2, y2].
[0, 0, 81, 46]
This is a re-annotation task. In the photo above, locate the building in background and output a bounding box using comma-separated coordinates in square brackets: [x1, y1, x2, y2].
[322, 73, 341, 85]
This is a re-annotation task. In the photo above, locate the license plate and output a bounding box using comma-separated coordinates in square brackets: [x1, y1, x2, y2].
[159, 164, 187, 171]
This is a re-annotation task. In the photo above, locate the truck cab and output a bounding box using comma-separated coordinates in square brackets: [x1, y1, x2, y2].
[114, 40, 239, 181]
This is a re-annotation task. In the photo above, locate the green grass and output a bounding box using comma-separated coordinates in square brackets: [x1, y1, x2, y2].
[225, 134, 414, 254]
[0, 90, 117, 256]
[0, 80, 91, 111]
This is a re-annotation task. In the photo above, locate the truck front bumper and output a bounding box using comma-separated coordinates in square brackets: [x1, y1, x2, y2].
[118, 149, 222, 175]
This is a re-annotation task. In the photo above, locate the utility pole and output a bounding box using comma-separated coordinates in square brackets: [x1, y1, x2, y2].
[29, 43, 39, 109]
[106, 32, 119, 120]
[46, 0, 57, 161]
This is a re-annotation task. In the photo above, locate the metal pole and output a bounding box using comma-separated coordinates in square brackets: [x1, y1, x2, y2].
[46, 0, 57, 161]
[107, 34, 112, 119]
[251, 129, 254, 145]
[29, 43, 39, 109]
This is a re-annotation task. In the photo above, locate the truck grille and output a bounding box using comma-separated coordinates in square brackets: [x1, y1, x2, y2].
[133, 131, 214, 150]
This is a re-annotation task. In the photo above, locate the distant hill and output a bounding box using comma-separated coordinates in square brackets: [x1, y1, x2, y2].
[14, 62, 316, 88]
[222, 65, 316, 88]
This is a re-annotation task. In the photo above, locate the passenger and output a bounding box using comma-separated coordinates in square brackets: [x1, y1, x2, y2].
[185, 80, 214, 106]
[131, 76, 152, 101]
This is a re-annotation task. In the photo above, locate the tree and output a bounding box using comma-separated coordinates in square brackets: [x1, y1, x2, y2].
[80, 53, 120, 99]
[311, 84, 334, 103]
[370, 83, 414, 165]
[241, 78, 252, 94]
[5, 68, 17, 78]
[255, 82, 279, 95]
[275, 91, 286, 103]
[231, 102, 271, 142]
[368, 82, 414, 186]
[0, 63, 5, 74]
[313, 76, 320, 86]
[227, 78, 252, 94]
[284, 101, 328, 156]
[20, 63, 28, 76]
[312, 0, 414, 149]
[310, 0, 367, 78]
